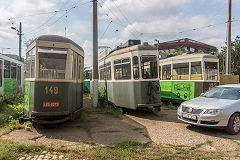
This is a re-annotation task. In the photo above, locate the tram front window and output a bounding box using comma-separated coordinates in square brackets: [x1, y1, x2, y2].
[141, 56, 158, 79]
[39, 47, 67, 79]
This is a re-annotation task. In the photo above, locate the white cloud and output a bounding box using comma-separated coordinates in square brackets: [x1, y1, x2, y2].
[100, 0, 191, 21]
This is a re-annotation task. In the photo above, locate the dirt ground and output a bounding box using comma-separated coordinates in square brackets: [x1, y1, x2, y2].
[1, 95, 240, 153]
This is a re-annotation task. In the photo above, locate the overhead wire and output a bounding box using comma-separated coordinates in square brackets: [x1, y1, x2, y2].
[99, 0, 138, 39]
[24, 1, 91, 35]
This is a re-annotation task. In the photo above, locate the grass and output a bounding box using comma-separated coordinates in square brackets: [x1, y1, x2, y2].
[70, 141, 226, 160]
[0, 139, 228, 160]
[0, 139, 46, 160]
[161, 102, 179, 110]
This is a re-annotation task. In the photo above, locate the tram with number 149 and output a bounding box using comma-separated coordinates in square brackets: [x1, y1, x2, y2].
[21, 35, 84, 124]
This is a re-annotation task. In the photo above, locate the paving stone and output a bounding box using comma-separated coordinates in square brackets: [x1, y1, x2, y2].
[52, 155, 58, 160]
[59, 155, 64, 159]
[26, 156, 32, 160]
[19, 157, 25, 160]
[42, 151, 47, 154]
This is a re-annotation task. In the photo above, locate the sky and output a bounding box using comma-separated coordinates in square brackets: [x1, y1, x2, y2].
[0, 0, 240, 66]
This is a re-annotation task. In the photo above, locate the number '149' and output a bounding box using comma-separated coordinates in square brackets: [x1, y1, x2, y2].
[45, 86, 58, 95]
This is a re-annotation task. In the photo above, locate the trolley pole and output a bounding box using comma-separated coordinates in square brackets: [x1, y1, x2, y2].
[92, 0, 99, 107]
[226, 0, 232, 74]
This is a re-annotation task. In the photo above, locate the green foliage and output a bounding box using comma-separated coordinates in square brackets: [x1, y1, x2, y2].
[167, 47, 185, 57]
[0, 139, 46, 160]
[8, 104, 25, 121]
[1, 120, 23, 135]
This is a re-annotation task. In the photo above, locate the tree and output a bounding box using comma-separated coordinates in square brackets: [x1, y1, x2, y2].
[231, 36, 240, 75]
[24, 38, 34, 48]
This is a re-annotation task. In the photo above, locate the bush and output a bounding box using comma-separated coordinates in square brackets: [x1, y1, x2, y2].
[8, 104, 25, 121]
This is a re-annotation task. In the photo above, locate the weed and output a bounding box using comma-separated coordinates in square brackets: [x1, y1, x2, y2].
[162, 102, 179, 110]
[133, 127, 144, 131]
[0, 139, 46, 160]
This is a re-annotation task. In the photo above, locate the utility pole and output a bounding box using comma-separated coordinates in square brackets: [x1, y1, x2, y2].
[92, 0, 98, 107]
[226, 0, 232, 74]
[19, 22, 22, 58]
[11, 22, 22, 58]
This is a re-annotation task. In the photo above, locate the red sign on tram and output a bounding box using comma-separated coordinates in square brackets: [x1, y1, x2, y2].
[43, 102, 60, 107]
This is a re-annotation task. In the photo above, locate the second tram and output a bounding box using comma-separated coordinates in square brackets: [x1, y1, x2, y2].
[159, 53, 219, 101]
[22, 35, 84, 124]
[98, 41, 161, 111]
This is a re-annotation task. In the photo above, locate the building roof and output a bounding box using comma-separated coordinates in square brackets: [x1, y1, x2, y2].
[155, 38, 217, 51]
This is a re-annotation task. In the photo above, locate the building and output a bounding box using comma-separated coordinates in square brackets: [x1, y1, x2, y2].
[155, 38, 217, 59]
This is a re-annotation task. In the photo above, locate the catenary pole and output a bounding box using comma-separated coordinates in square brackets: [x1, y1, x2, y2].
[92, 0, 98, 107]
[226, 0, 231, 74]
[19, 22, 22, 58]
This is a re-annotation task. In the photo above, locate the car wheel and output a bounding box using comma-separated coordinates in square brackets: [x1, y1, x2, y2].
[226, 113, 240, 135]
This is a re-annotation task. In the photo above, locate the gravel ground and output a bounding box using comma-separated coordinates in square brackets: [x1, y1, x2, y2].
[1, 95, 240, 154]
[126, 108, 240, 152]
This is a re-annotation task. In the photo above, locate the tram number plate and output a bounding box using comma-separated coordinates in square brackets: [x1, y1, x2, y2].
[182, 113, 197, 120]
[43, 102, 60, 107]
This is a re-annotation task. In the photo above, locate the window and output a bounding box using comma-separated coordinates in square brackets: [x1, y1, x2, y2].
[191, 62, 202, 80]
[77, 55, 82, 80]
[173, 63, 189, 80]
[205, 62, 218, 80]
[11, 62, 16, 79]
[4, 60, 10, 78]
[133, 56, 139, 79]
[39, 47, 67, 79]
[114, 58, 131, 80]
[84, 69, 92, 80]
[99, 62, 111, 80]
[162, 64, 171, 80]
[17, 65, 21, 85]
[25, 47, 35, 78]
[141, 56, 158, 79]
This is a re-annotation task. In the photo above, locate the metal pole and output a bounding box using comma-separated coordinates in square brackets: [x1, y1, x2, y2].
[19, 22, 22, 58]
[226, 0, 231, 74]
[92, 0, 98, 107]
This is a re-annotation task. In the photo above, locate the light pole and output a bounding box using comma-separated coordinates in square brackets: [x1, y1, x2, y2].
[1, 48, 11, 54]
[11, 22, 22, 58]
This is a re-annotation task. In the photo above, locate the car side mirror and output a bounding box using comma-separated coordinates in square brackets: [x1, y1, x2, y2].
[200, 93, 204, 96]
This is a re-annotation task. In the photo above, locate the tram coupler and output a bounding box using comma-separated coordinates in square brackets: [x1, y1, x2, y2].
[19, 117, 35, 125]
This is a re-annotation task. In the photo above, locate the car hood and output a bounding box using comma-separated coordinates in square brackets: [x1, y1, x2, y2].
[182, 97, 239, 109]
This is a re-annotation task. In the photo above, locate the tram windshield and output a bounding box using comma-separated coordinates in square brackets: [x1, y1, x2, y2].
[141, 56, 158, 79]
[39, 47, 67, 79]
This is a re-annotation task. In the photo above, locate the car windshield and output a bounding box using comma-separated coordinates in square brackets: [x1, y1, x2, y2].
[201, 87, 240, 100]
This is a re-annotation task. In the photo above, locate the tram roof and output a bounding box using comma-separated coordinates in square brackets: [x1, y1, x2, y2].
[34, 35, 84, 52]
[159, 53, 218, 63]
[106, 42, 157, 58]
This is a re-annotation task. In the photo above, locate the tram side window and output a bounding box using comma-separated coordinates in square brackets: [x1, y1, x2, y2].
[173, 63, 189, 80]
[77, 55, 82, 80]
[133, 56, 139, 79]
[191, 62, 202, 80]
[162, 65, 171, 80]
[4, 60, 10, 78]
[141, 56, 157, 79]
[11, 62, 16, 79]
[39, 47, 67, 79]
[17, 65, 21, 85]
[114, 58, 131, 80]
[99, 62, 111, 80]
[0, 60, 2, 87]
[85, 70, 92, 80]
[25, 47, 35, 78]
[205, 62, 218, 80]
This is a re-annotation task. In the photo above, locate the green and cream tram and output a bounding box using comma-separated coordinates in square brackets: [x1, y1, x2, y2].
[159, 53, 219, 101]
[22, 35, 84, 124]
[98, 41, 161, 111]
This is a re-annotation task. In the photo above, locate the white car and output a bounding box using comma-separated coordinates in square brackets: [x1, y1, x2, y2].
[177, 84, 240, 135]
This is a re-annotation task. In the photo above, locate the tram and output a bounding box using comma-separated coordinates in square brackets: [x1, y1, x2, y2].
[84, 66, 92, 93]
[21, 35, 84, 124]
[159, 53, 219, 101]
[98, 40, 161, 111]
[0, 54, 24, 101]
